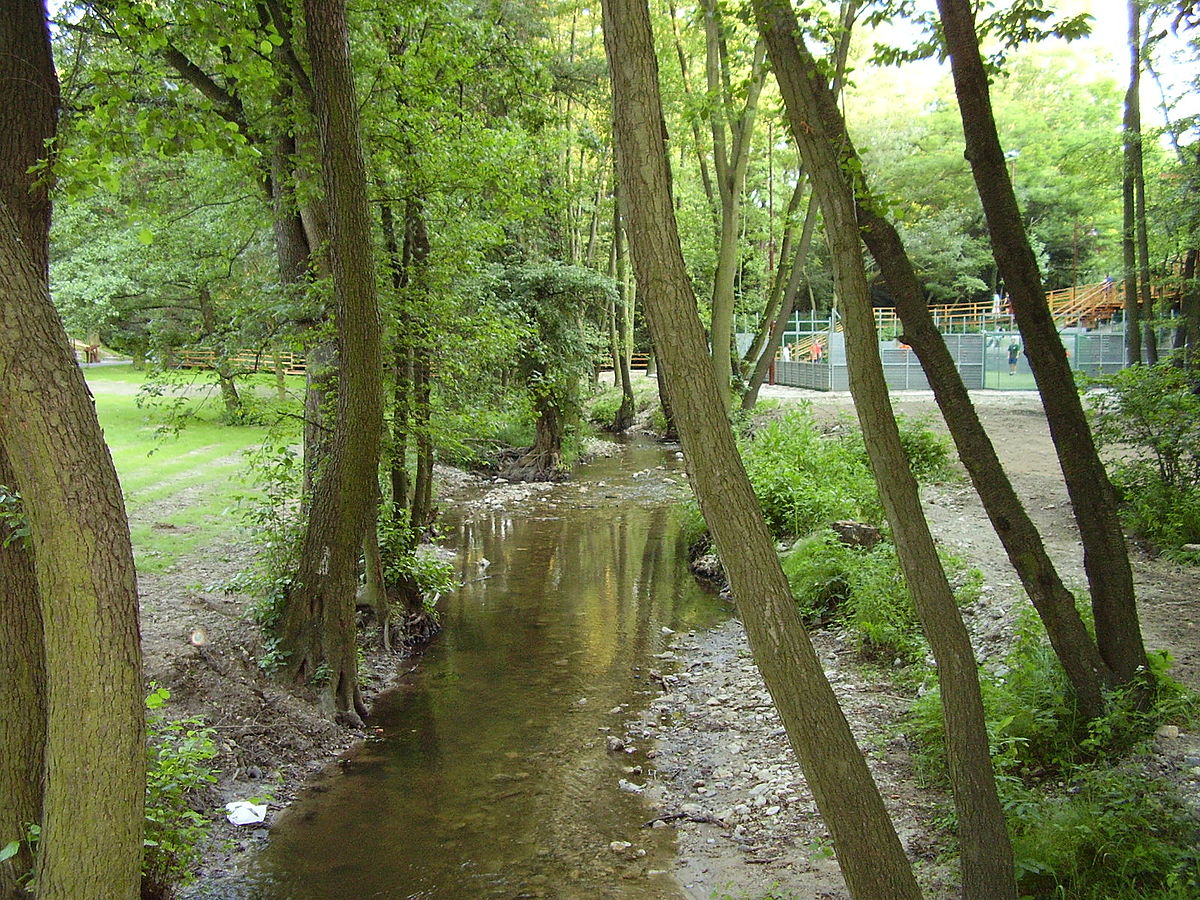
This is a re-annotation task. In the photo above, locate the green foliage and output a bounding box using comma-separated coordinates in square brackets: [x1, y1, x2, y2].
[1008, 766, 1200, 899]
[839, 412, 955, 483]
[1086, 362, 1200, 558]
[908, 606, 1200, 898]
[143, 687, 218, 899]
[0, 484, 30, 549]
[780, 530, 974, 665]
[738, 407, 882, 541]
[378, 512, 458, 620]
[228, 440, 302, 667]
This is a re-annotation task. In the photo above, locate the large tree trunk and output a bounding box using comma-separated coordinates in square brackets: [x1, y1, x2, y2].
[602, 0, 923, 895]
[756, 3, 1017, 895]
[278, 0, 384, 725]
[1, 6, 144, 897]
[0, 450, 44, 897]
[938, 0, 1151, 685]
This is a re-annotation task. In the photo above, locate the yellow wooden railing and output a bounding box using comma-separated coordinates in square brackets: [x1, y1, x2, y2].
[176, 348, 306, 376]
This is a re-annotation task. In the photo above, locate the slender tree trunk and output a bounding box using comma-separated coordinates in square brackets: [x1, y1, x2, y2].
[0, 450, 43, 897]
[1123, 0, 1144, 366]
[1, 8, 144, 897]
[411, 352, 435, 528]
[740, 176, 806, 378]
[1179, 248, 1200, 366]
[361, 511, 390, 651]
[771, 28, 1112, 714]
[703, 0, 767, 410]
[278, 0, 384, 724]
[938, 0, 1151, 684]
[603, 0, 923, 895]
[197, 286, 242, 415]
[1132, 4, 1159, 365]
[380, 202, 412, 519]
[742, 194, 818, 410]
[756, 3, 1017, 895]
[609, 178, 635, 431]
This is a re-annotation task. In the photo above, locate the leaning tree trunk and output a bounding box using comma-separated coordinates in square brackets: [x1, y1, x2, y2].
[603, 0, 924, 895]
[779, 29, 1112, 715]
[756, 2, 1017, 895]
[938, 0, 1151, 685]
[277, 0, 384, 725]
[0, 450, 44, 896]
[1, 6, 145, 898]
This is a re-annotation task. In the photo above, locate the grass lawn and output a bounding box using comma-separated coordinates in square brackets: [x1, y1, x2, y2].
[86, 364, 298, 574]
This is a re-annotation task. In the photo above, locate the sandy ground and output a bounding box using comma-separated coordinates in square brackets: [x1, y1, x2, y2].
[146, 382, 1200, 898]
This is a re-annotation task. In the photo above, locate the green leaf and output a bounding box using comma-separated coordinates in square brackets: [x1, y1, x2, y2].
[259, 39, 273, 55]
[137, 227, 154, 245]
[0, 841, 19, 863]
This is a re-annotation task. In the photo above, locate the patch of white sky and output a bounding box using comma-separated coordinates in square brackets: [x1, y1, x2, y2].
[846, 0, 1196, 140]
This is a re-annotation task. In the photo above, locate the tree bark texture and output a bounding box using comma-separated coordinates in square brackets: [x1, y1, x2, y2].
[0, 449, 44, 897]
[938, 0, 1150, 684]
[279, 0, 384, 724]
[602, 0, 923, 895]
[755, 2, 1017, 895]
[1, 7, 145, 898]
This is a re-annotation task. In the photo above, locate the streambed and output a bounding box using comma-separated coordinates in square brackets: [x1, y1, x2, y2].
[246, 440, 728, 898]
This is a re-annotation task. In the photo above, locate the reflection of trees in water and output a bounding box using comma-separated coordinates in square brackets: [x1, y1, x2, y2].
[260, 451, 712, 898]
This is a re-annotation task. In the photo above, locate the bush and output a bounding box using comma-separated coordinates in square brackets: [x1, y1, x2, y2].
[738, 407, 882, 541]
[837, 412, 955, 483]
[1008, 767, 1200, 899]
[143, 687, 218, 899]
[908, 606, 1200, 899]
[1086, 361, 1200, 558]
[778, 530, 975, 665]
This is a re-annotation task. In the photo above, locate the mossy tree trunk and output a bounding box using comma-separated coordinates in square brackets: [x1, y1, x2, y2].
[277, 0, 384, 725]
[1, 6, 144, 896]
[0, 449, 43, 897]
[602, 0, 923, 895]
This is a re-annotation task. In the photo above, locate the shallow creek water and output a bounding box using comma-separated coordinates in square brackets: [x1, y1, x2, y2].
[249, 440, 729, 899]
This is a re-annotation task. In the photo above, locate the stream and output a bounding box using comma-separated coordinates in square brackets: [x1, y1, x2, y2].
[247, 439, 729, 898]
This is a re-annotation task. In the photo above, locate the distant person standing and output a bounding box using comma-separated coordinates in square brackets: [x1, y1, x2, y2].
[1007, 339, 1021, 375]
[810, 339, 823, 363]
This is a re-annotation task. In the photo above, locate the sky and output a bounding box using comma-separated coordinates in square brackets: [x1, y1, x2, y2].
[852, 0, 1195, 134]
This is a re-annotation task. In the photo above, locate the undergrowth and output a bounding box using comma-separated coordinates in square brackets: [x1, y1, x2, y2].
[908, 605, 1200, 898]
[143, 686, 218, 899]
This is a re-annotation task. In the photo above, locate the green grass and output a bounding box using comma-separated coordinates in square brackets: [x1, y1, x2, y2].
[86, 365, 288, 573]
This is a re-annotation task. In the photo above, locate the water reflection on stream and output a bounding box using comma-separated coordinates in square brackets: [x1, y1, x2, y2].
[250, 441, 728, 899]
